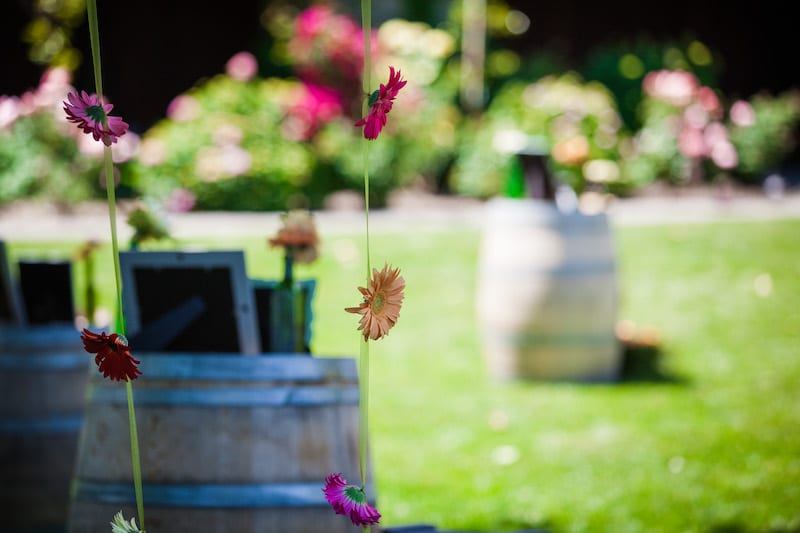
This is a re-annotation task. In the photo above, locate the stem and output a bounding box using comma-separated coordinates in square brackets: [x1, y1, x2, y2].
[126, 380, 144, 528]
[358, 337, 369, 489]
[283, 250, 294, 286]
[86, 0, 104, 100]
[87, 0, 143, 527]
[359, 0, 372, 511]
[361, 0, 372, 101]
[361, 0, 372, 278]
[103, 147, 125, 334]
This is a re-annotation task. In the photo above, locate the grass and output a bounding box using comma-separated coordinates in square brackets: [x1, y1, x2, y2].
[6, 217, 800, 532]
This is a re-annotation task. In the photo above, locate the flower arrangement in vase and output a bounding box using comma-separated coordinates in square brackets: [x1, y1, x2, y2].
[264, 208, 320, 353]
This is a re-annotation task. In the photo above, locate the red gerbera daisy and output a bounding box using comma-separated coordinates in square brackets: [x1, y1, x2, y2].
[63, 90, 129, 146]
[355, 66, 407, 140]
[80, 328, 141, 381]
[323, 472, 381, 527]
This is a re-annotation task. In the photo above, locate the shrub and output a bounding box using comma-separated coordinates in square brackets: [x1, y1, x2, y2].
[450, 72, 631, 197]
[0, 67, 138, 206]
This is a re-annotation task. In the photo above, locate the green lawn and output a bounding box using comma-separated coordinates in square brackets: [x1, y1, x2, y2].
[7, 217, 800, 532]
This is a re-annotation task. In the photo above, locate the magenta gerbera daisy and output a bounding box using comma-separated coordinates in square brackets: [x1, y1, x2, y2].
[63, 90, 129, 146]
[355, 66, 407, 140]
[323, 473, 381, 527]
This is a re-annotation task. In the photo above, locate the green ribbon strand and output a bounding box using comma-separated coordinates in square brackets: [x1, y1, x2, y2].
[359, 5, 373, 532]
[87, 0, 143, 528]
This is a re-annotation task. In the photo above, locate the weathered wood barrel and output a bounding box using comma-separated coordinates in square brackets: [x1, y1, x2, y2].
[477, 198, 622, 381]
[67, 354, 374, 533]
[0, 324, 89, 532]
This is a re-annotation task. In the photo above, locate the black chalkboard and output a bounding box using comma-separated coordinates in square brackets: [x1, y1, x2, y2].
[120, 251, 260, 354]
[18, 260, 74, 325]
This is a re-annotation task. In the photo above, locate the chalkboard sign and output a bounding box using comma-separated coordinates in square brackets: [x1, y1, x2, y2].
[120, 251, 260, 354]
[18, 260, 75, 325]
[0, 241, 21, 324]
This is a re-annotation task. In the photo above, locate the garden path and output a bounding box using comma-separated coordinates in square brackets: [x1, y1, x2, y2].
[1, 186, 798, 243]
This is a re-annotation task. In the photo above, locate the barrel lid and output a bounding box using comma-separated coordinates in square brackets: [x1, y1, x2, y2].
[484, 197, 609, 228]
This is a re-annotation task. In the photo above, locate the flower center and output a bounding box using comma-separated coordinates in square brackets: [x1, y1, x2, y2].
[109, 334, 129, 352]
[86, 104, 107, 123]
[371, 292, 384, 312]
[343, 485, 366, 504]
[367, 89, 380, 107]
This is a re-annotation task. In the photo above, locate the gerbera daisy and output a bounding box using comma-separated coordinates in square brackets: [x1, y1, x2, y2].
[355, 66, 407, 140]
[80, 328, 141, 382]
[345, 263, 405, 341]
[323, 472, 381, 527]
[63, 90, 129, 146]
[268, 209, 320, 264]
[110, 511, 143, 533]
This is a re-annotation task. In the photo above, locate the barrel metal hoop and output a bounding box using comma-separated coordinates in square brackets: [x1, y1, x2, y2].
[0, 413, 83, 433]
[482, 259, 617, 277]
[128, 355, 358, 382]
[87, 384, 360, 407]
[487, 330, 619, 346]
[0, 352, 90, 370]
[73, 480, 330, 508]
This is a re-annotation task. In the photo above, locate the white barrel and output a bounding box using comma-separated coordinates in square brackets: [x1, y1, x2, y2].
[68, 354, 374, 533]
[477, 198, 622, 381]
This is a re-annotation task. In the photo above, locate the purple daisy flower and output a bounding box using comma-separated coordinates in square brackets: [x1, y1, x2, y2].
[323, 473, 381, 527]
[63, 90, 129, 146]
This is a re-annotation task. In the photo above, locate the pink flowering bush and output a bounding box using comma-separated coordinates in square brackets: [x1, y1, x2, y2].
[128, 7, 460, 210]
[453, 65, 799, 199]
[302, 15, 461, 200]
[621, 69, 800, 187]
[451, 72, 631, 197]
[285, 4, 367, 117]
[125, 73, 324, 211]
[727, 90, 800, 182]
[624, 69, 738, 184]
[0, 67, 138, 205]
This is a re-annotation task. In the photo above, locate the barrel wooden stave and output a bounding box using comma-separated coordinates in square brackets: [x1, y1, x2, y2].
[0, 324, 89, 531]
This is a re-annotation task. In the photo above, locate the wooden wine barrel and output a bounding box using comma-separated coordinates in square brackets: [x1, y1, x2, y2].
[67, 354, 374, 533]
[477, 198, 622, 381]
[0, 324, 89, 532]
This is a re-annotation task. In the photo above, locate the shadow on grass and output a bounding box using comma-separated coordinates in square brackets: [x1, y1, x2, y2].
[619, 341, 685, 384]
[709, 521, 800, 533]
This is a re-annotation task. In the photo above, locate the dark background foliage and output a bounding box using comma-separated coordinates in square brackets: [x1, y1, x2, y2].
[2, 0, 797, 132]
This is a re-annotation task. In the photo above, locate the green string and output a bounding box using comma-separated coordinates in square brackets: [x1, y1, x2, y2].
[86, 0, 103, 100]
[359, 4, 372, 529]
[126, 379, 144, 528]
[87, 0, 143, 528]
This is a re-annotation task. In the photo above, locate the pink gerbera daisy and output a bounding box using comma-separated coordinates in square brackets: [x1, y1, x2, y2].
[355, 66, 407, 140]
[323, 473, 381, 527]
[63, 90, 129, 146]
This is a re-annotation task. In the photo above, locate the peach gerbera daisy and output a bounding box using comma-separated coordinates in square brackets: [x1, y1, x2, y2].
[268, 209, 319, 264]
[345, 264, 405, 341]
